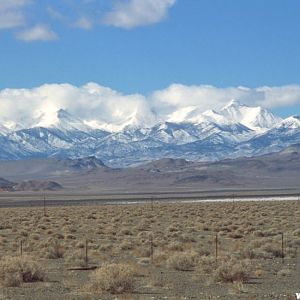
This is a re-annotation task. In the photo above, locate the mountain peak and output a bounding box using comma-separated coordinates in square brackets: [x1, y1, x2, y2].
[35, 108, 92, 132]
[277, 115, 300, 129]
[219, 101, 281, 131]
[222, 99, 242, 110]
[57, 109, 70, 118]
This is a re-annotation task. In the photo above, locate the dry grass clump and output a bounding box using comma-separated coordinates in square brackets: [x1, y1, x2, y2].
[228, 230, 244, 239]
[260, 242, 282, 258]
[46, 240, 64, 259]
[167, 251, 198, 271]
[293, 228, 300, 237]
[0, 255, 44, 287]
[277, 268, 291, 277]
[66, 250, 86, 267]
[254, 268, 264, 278]
[197, 256, 215, 274]
[213, 258, 250, 283]
[167, 241, 184, 251]
[89, 263, 135, 294]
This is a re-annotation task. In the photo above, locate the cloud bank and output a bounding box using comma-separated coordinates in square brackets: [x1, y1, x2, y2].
[0, 0, 176, 41]
[103, 0, 176, 29]
[0, 0, 30, 29]
[16, 24, 58, 41]
[0, 83, 300, 131]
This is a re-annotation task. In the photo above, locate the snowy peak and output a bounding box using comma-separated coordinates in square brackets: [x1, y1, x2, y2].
[122, 108, 157, 131]
[201, 109, 228, 125]
[167, 106, 207, 124]
[219, 100, 282, 131]
[167, 106, 230, 125]
[57, 109, 72, 119]
[167, 100, 281, 132]
[83, 106, 157, 132]
[221, 98, 241, 110]
[0, 124, 9, 135]
[277, 116, 300, 129]
[36, 109, 92, 132]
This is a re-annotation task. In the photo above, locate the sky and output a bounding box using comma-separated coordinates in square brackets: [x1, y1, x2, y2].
[1, 0, 300, 121]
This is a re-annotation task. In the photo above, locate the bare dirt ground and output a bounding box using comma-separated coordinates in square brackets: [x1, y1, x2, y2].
[0, 200, 299, 299]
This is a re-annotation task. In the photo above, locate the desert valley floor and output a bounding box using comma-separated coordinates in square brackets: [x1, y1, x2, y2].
[0, 198, 299, 300]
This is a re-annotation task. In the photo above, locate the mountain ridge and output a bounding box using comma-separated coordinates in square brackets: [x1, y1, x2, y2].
[0, 144, 299, 192]
[0, 100, 299, 167]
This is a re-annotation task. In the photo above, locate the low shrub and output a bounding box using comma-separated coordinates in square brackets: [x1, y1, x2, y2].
[213, 258, 250, 283]
[89, 263, 135, 294]
[197, 256, 215, 274]
[46, 240, 64, 259]
[0, 256, 44, 287]
[167, 251, 198, 271]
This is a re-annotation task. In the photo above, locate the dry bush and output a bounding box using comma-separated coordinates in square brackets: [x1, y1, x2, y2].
[152, 250, 168, 266]
[0, 256, 44, 287]
[240, 246, 266, 259]
[179, 233, 196, 243]
[254, 268, 265, 278]
[261, 242, 282, 258]
[89, 263, 135, 294]
[213, 258, 250, 283]
[119, 240, 134, 250]
[293, 229, 300, 237]
[197, 256, 215, 274]
[66, 250, 86, 267]
[167, 241, 184, 251]
[277, 268, 291, 277]
[46, 240, 64, 259]
[134, 245, 151, 258]
[228, 230, 244, 239]
[167, 251, 198, 271]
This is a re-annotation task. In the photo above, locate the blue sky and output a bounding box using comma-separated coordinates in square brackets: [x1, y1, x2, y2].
[1, 0, 300, 117]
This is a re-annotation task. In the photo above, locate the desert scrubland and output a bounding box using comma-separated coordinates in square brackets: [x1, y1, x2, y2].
[0, 200, 299, 299]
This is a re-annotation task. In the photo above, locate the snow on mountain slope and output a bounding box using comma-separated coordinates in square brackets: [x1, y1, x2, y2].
[276, 116, 300, 129]
[0, 124, 9, 135]
[79, 104, 157, 132]
[167, 99, 281, 132]
[0, 100, 297, 166]
[167, 106, 229, 125]
[219, 99, 282, 131]
[36, 109, 93, 132]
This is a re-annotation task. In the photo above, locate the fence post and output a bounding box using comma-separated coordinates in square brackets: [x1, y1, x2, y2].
[20, 240, 23, 257]
[215, 233, 218, 265]
[281, 233, 284, 264]
[85, 239, 88, 268]
[150, 235, 154, 264]
[43, 195, 46, 217]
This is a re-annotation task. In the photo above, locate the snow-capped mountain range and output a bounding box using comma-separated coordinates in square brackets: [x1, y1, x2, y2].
[0, 99, 299, 167]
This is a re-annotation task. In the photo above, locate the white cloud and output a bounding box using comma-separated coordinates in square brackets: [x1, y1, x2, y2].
[254, 85, 300, 108]
[0, 83, 155, 131]
[0, 0, 31, 29]
[151, 84, 300, 115]
[151, 84, 249, 115]
[47, 6, 66, 22]
[0, 83, 300, 132]
[0, 0, 177, 40]
[74, 16, 93, 30]
[103, 0, 176, 29]
[16, 24, 58, 41]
